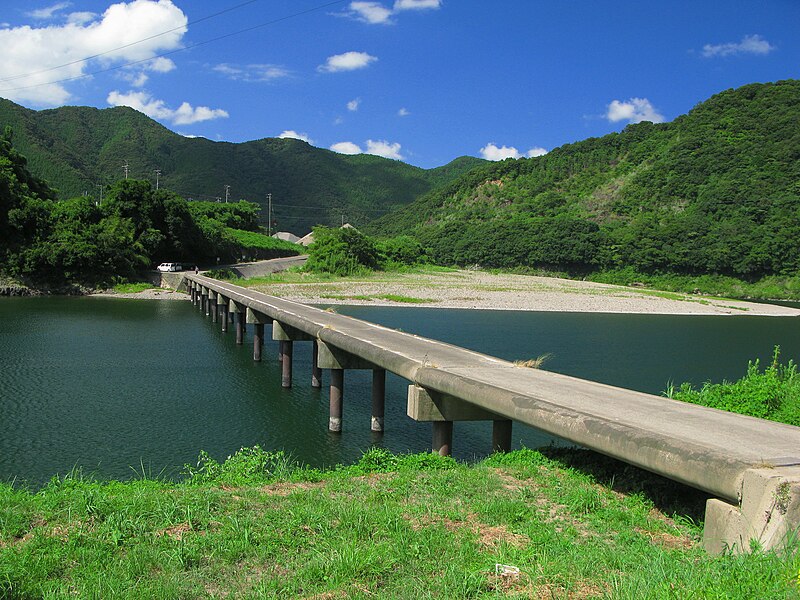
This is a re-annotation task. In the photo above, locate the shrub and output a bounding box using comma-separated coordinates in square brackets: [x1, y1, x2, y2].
[304, 226, 382, 276]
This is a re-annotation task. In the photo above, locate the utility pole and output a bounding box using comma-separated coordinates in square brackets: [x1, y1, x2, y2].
[224, 185, 230, 203]
[267, 193, 272, 236]
[96, 184, 104, 205]
[341, 213, 345, 227]
[122, 161, 129, 180]
[154, 168, 161, 190]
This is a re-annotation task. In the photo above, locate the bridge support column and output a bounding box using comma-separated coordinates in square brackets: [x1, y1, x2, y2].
[329, 368, 344, 432]
[218, 298, 228, 332]
[371, 369, 386, 432]
[311, 340, 322, 388]
[492, 420, 512, 453]
[209, 293, 218, 323]
[189, 283, 196, 305]
[200, 288, 208, 314]
[432, 421, 453, 457]
[281, 341, 293, 387]
[316, 341, 381, 431]
[407, 384, 504, 456]
[246, 308, 271, 362]
[272, 321, 314, 387]
[235, 313, 244, 345]
[253, 324, 264, 361]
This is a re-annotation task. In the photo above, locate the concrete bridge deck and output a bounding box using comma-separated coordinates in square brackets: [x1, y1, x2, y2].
[185, 274, 800, 554]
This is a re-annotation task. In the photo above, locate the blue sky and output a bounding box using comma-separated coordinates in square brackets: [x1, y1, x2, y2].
[0, 0, 798, 168]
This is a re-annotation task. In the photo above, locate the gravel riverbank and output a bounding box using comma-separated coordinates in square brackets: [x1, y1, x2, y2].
[250, 270, 800, 317]
[89, 270, 800, 316]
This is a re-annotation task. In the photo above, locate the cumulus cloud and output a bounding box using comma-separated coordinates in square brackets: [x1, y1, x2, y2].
[606, 98, 664, 124]
[347, 98, 361, 111]
[107, 90, 228, 125]
[318, 51, 377, 73]
[702, 34, 775, 58]
[394, 0, 441, 10]
[348, 2, 393, 24]
[212, 63, 290, 82]
[0, 0, 187, 106]
[329, 139, 403, 159]
[366, 139, 403, 159]
[480, 143, 548, 161]
[397, 107, 410, 117]
[330, 141, 362, 154]
[278, 130, 314, 144]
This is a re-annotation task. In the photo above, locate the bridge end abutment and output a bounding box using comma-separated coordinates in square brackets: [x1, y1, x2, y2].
[704, 464, 800, 555]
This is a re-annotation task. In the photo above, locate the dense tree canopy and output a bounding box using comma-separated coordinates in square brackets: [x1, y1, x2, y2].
[0, 133, 299, 288]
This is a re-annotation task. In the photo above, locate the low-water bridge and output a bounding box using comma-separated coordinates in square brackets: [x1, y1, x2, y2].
[184, 274, 800, 555]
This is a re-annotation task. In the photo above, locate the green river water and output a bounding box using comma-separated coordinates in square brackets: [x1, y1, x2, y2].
[1, 296, 798, 487]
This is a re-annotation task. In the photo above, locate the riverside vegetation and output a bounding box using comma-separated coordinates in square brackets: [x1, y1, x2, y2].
[1, 346, 799, 597]
[0, 128, 298, 291]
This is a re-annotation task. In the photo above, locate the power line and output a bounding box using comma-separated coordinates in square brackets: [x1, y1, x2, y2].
[0, 0, 349, 93]
[0, 0, 264, 84]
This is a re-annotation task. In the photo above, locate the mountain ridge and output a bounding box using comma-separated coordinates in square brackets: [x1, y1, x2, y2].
[0, 99, 486, 234]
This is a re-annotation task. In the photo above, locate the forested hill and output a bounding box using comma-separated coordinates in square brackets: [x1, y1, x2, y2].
[369, 80, 800, 278]
[0, 99, 485, 235]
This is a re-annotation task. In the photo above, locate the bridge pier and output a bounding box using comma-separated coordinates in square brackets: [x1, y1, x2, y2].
[200, 288, 208, 314]
[272, 321, 314, 389]
[329, 368, 344, 432]
[432, 421, 453, 457]
[218, 297, 229, 332]
[316, 341, 383, 433]
[311, 340, 322, 388]
[209, 293, 218, 323]
[407, 384, 505, 456]
[246, 308, 271, 362]
[371, 369, 386, 432]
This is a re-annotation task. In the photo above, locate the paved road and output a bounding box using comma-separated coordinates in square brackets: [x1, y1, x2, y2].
[218, 255, 308, 278]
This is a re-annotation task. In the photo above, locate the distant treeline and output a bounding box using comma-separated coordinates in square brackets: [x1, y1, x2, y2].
[0, 128, 298, 289]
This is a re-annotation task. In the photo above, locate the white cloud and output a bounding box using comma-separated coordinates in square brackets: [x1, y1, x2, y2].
[347, 97, 361, 111]
[479, 143, 548, 161]
[278, 130, 314, 144]
[107, 90, 228, 125]
[213, 63, 289, 82]
[394, 0, 441, 10]
[366, 139, 403, 159]
[0, 0, 187, 106]
[318, 51, 378, 73]
[66, 11, 96, 25]
[702, 34, 775, 58]
[527, 147, 548, 157]
[26, 2, 71, 20]
[348, 2, 393, 24]
[330, 139, 404, 159]
[606, 98, 664, 124]
[330, 141, 362, 154]
[397, 107, 410, 117]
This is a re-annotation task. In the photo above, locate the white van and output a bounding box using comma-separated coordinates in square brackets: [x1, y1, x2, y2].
[156, 263, 183, 272]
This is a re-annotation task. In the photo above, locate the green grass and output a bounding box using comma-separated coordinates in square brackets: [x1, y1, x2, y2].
[111, 282, 157, 294]
[320, 293, 440, 304]
[667, 346, 800, 426]
[1, 447, 798, 598]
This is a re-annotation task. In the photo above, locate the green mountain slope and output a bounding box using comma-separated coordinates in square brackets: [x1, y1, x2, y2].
[0, 100, 486, 235]
[369, 80, 800, 278]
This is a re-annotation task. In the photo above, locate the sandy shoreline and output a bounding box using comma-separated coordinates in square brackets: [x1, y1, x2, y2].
[92, 271, 800, 317]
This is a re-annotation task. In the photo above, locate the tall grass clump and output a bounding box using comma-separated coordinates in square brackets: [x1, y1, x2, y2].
[666, 346, 800, 426]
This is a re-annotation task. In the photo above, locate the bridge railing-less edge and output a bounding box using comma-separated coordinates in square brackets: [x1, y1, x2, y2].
[184, 275, 800, 555]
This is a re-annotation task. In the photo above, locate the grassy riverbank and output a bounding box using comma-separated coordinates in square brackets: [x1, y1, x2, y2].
[1, 447, 797, 599]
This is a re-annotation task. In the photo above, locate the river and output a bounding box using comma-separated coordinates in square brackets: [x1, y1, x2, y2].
[1, 296, 798, 487]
